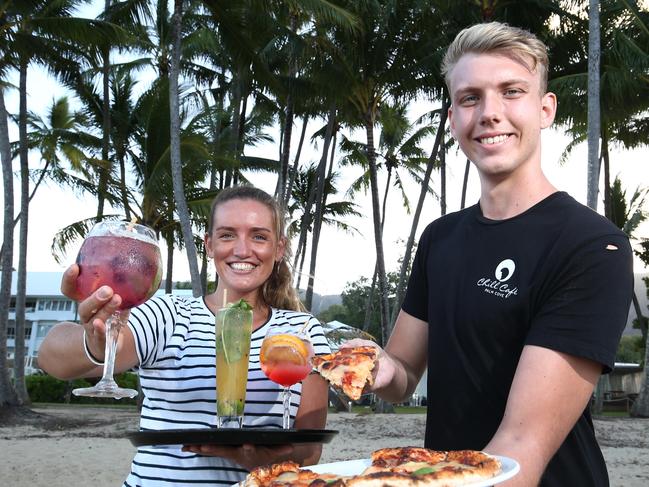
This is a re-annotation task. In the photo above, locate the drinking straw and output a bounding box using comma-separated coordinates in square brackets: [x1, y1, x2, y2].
[223, 288, 228, 308]
[299, 318, 310, 335]
[127, 216, 138, 232]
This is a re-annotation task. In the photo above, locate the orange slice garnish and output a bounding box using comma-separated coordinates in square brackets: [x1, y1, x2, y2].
[260, 334, 310, 365]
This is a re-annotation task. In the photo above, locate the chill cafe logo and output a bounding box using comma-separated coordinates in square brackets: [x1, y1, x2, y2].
[477, 259, 519, 299]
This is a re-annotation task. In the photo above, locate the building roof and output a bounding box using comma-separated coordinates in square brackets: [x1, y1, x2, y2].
[3, 271, 67, 296]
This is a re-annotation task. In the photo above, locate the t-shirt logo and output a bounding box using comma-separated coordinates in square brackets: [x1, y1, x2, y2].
[495, 259, 516, 282]
[476, 259, 519, 299]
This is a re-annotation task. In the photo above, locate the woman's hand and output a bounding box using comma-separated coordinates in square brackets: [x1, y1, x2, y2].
[61, 264, 125, 362]
[181, 444, 294, 470]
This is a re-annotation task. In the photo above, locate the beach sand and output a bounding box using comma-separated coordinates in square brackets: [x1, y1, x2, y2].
[1, 406, 647, 486]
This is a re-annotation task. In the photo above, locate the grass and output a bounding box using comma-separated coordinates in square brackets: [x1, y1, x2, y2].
[598, 410, 630, 418]
[329, 405, 426, 414]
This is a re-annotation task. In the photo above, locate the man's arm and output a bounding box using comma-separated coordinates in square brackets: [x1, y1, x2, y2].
[484, 345, 601, 486]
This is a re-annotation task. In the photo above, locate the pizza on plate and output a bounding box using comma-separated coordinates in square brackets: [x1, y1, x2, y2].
[242, 447, 502, 486]
[310, 346, 378, 401]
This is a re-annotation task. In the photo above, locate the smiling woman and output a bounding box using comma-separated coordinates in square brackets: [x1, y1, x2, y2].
[37, 185, 332, 487]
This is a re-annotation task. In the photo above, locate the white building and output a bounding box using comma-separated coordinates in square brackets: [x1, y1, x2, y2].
[3, 271, 77, 375]
[2, 271, 190, 375]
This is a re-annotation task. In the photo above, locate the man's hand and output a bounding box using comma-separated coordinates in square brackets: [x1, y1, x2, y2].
[341, 339, 397, 392]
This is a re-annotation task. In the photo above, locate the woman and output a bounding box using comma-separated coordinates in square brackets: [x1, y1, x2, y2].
[38, 186, 331, 486]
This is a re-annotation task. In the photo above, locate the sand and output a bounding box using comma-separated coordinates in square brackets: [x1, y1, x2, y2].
[1, 406, 647, 486]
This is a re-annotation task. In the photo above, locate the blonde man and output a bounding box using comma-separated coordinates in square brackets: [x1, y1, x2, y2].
[349, 22, 632, 486]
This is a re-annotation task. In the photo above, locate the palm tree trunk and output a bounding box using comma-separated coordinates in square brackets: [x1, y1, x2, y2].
[305, 105, 337, 310]
[363, 165, 393, 331]
[586, 0, 601, 211]
[392, 100, 448, 326]
[165, 230, 174, 294]
[13, 59, 30, 404]
[170, 0, 201, 296]
[632, 292, 648, 344]
[602, 135, 611, 219]
[631, 329, 649, 417]
[226, 77, 243, 188]
[97, 27, 112, 220]
[440, 130, 447, 216]
[275, 14, 298, 205]
[295, 237, 307, 291]
[119, 153, 131, 221]
[285, 116, 308, 209]
[364, 110, 390, 344]
[460, 158, 470, 209]
[200, 248, 209, 294]
[0, 88, 19, 407]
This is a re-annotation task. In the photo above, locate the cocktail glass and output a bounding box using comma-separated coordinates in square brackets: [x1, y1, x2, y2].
[72, 220, 162, 399]
[259, 328, 313, 429]
[215, 306, 253, 428]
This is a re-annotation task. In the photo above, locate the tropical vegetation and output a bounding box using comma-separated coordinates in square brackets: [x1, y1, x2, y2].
[0, 0, 648, 419]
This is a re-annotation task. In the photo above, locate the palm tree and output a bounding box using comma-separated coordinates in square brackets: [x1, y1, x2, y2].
[587, 0, 601, 210]
[5, 0, 126, 404]
[339, 101, 441, 328]
[552, 0, 649, 218]
[324, 0, 434, 343]
[392, 99, 449, 326]
[288, 164, 361, 291]
[606, 177, 649, 417]
[0, 87, 18, 408]
[169, 0, 201, 295]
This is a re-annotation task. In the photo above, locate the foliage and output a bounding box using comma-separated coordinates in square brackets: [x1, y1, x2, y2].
[317, 271, 400, 345]
[26, 372, 139, 405]
[616, 335, 645, 365]
[317, 304, 350, 324]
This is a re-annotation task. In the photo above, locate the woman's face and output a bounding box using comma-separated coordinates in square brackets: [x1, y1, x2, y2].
[205, 198, 285, 302]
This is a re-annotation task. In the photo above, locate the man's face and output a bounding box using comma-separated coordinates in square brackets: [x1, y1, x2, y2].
[447, 52, 556, 182]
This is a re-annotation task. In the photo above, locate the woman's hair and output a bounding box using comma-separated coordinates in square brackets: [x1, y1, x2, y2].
[441, 22, 550, 94]
[208, 185, 304, 312]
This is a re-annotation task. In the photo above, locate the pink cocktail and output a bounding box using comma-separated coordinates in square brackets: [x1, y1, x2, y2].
[73, 221, 162, 399]
[77, 235, 161, 309]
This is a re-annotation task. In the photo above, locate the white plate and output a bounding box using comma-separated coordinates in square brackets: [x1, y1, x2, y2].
[307, 455, 518, 486]
[236, 454, 519, 486]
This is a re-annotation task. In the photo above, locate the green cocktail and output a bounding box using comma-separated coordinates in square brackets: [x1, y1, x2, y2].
[215, 300, 253, 428]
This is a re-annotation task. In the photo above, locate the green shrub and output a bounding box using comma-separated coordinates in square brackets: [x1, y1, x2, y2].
[616, 335, 645, 365]
[26, 372, 139, 405]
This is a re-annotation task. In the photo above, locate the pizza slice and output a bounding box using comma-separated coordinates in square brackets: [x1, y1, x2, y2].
[361, 448, 501, 486]
[242, 447, 502, 487]
[242, 461, 346, 486]
[311, 346, 378, 401]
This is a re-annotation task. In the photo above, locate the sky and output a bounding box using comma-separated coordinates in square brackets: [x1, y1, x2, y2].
[2, 71, 647, 297]
[1, 5, 648, 297]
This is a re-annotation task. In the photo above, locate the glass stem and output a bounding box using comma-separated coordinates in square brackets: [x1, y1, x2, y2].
[99, 312, 121, 384]
[282, 387, 291, 429]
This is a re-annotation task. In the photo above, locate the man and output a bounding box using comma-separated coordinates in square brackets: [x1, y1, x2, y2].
[351, 22, 633, 486]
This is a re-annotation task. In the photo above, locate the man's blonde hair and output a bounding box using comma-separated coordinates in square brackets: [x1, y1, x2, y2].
[441, 22, 549, 94]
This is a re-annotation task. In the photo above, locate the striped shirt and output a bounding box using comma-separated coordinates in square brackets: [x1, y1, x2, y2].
[123, 294, 331, 486]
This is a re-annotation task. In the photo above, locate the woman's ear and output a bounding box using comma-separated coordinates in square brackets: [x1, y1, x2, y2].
[204, 233, 213, 258]
[276, 236, 287, 263]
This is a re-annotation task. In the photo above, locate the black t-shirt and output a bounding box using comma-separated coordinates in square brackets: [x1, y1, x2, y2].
[402, 192, 633, 486]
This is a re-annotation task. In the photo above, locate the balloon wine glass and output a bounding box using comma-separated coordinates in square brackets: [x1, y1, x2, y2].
[72, 220, 162, 399]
